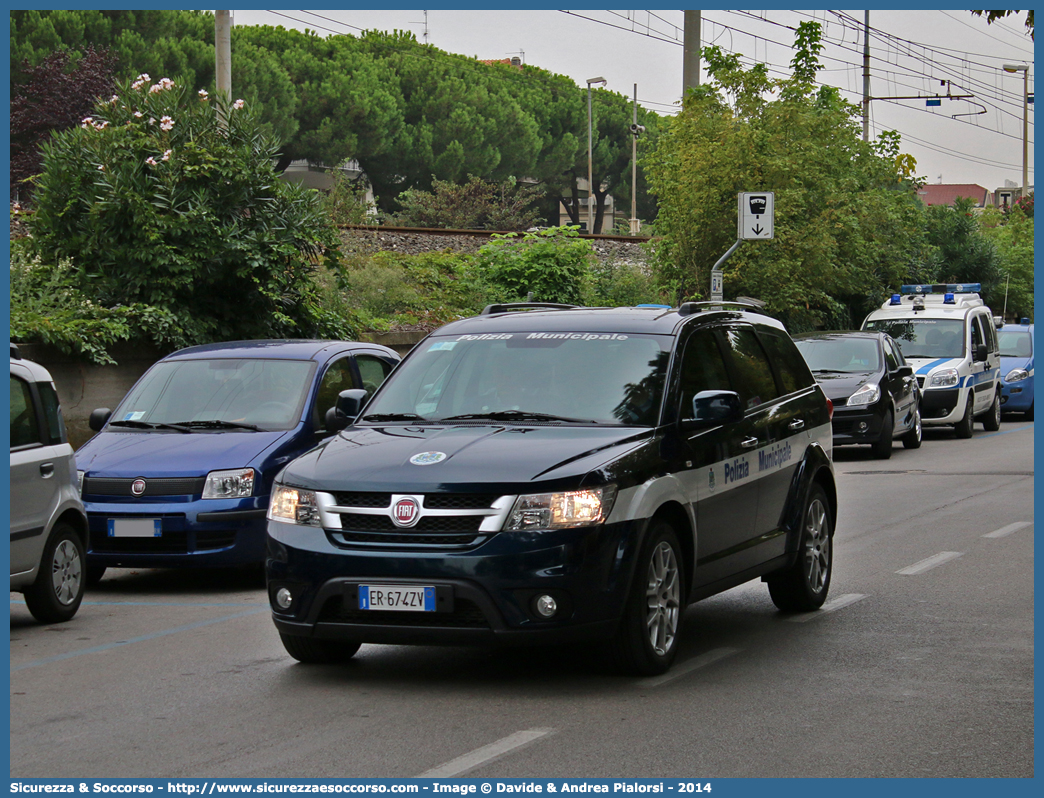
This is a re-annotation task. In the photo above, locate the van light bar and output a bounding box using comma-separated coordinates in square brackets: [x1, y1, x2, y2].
[900, 283, 981, 295]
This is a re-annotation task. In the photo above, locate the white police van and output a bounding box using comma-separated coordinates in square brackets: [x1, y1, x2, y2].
[862, 284, 1001, 438]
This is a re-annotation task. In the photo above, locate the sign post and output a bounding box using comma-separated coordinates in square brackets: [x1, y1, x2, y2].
[710, 192, 776, 303]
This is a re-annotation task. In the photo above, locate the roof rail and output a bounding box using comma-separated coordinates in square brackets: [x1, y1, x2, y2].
[677, 300, 765, 317]
[10, 343, 21, 359]
[479, 302, 578, 316]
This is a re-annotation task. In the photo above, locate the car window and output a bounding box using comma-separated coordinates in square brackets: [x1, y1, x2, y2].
[10, 375, 41, 449]
[759, 330, 816, 393]
[315, 358, 359, 427]
[678, 329, 733, 422]
[998, 330, 1032, 357]
[865, 319, 965, 359]
[971, 315, 983, 352]
[984, 316, 999, 353]
[37, 380, 65, 444]
[882, 338, 900, 371]
[720, 326, 780, 410]
[357, 355, 394, 393]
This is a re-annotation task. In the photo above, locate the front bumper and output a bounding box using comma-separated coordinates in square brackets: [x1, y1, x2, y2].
[1001, 378, 1033, 412]
[829, 404, 888, 445]
[266, 517, 644, 646]
[919, 387, 963, 424]
[85, 497, 269, 568]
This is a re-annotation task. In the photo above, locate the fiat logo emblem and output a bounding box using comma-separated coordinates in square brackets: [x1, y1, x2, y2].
[392, 497, 420, 528]
[131, 478, 147, 496]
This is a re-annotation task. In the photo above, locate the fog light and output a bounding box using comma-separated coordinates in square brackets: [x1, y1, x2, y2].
[857, 421, 868, 432]
[535, 595, 557, 618]
[275, 587, 293, 610]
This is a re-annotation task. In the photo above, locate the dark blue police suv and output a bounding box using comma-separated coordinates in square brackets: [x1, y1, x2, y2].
[266, 303, 837, 675]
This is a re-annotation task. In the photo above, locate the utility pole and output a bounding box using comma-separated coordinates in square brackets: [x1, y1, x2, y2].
[630, 84, 640, 236]
[586, 76, 607, 235]
[862, 10, 870, 141]
[682, 10, 701, 98]
[215, 10, 232, 128]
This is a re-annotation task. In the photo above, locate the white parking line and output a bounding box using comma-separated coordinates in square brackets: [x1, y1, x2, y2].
[982, 521, 1032, 539]
[634, 646, 742, 688]
[418, 728, 556, 777]
[896, 551, 963, 575]
[786, 593, 868, 623]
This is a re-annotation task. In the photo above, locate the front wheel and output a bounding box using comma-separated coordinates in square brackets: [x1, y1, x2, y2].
[982, 391, 1001, 431]
[902, 404, 923, 449]
[279, 633, 361, 664]
[767, 484, 833, 612]
[1025, 402, 1034, 422]
[610, 521, 685, 676]
[24, 523, 86, 624]
[954, 394, 974, 439]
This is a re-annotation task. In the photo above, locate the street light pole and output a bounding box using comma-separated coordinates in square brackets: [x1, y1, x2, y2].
[1003, 63, 1030, 199]
[587, 76, 606, 234]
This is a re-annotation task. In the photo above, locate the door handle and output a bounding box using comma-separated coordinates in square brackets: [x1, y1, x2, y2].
[788, 419, 805, 431]
[39, 463, 54, 478]
[740, 437, 759, 449]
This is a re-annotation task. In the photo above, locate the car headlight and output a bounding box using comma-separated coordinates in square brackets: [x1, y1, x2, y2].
[268, 483, 321, 526]
[929, 368, 960, 388]
[202, 468, 255, 499]
[504, 485, 617, 531]
[76, 470, 85, 495]
[1005, 368, 1029, 383]
[846, 382, 881, 406]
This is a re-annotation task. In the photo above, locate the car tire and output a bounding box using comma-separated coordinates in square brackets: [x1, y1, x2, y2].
[954, 394, 974, 439]
[23, 523, 86, 624]
[1025, 402, 1034, 422]
[870, 409, 893, 459]
[902, 404, 922, 449]
[610, 520, 684, 677]
[982, 390, 1001, 431]
[767, 484, 833, 612]
[279, 633, 361, 664]
[85, 564, 106, 588]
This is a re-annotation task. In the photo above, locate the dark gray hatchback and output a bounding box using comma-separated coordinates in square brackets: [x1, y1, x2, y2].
[267, 303, 838, 675]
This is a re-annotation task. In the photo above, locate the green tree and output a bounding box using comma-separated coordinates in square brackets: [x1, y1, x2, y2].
[393, 174, 542, 231]
[645, 22, 923, 329]
[28, 76, 344, 343]
[475, 226, 595, 304]
[923, 198, 1003, 307]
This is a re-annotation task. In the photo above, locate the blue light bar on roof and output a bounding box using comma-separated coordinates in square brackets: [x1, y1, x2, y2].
[890, 294, 901, 305]
[900, 283, 982, 295]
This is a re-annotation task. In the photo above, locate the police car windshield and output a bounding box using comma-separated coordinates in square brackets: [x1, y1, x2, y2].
[997, 330, 1032, 358]
[794, 337, 881, 373]
[865, 319, 964, 359]
[365, 333, 671, 426]
[110, 358, 314, 431]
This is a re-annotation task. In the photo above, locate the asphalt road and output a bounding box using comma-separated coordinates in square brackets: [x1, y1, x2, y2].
[9, 419, 1034, 779]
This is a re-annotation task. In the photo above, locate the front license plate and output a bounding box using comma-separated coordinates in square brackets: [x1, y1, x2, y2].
[359, 585, 436, 612]
[108, 518, 162, 538]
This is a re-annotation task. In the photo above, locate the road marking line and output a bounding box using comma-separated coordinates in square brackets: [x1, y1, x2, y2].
[896, 551, 963, 575]
[983, 521, 1032, 539]
[10, 607, 269, 672]
[634, 646, 741, 688]
[786, 593, 868, 622]
[418, 728, 556, 777]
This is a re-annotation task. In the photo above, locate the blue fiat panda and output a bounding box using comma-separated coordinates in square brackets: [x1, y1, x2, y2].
[75, 340, 399, 583]
[266, 304, 837, 676]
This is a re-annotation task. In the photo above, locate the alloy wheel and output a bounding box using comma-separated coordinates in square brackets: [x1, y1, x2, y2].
[803, 498, 831, 593]
[51, 539, 83, 606]
[645, 541, 681, 656]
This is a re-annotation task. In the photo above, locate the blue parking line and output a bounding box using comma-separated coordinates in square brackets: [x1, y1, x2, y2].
[977, 423, 1034, 439]
[11, 606, 270, 672]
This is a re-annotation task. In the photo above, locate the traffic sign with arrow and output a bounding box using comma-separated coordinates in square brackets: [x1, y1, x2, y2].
[738, 192, 774, 240]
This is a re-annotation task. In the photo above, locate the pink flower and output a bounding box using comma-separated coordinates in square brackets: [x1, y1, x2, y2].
[94, 121, 109, 130]
[109, 95, 119, 104]
[131, 73, 150, 90]
[133, 111, 143, 119]
[161, 149, 172, 162]
[232, 99, 245, 110]
[97, 164, 105, 171]
[81, 116, 94, 129]
[159, 116, 174, 132]
[198, 89, 209, 100]
[145, 157, 158, 167]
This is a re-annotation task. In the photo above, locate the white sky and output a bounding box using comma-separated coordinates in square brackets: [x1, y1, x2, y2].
[231, 8, 1034, 192]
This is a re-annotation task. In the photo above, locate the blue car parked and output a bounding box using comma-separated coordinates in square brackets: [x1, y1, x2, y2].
[998, 323, 1033, 420]
[75, 340, 399, 583]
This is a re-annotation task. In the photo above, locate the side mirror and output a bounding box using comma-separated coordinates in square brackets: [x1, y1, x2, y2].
[89, 408, 112, 432]
[895, 364, 914, 379]
[323, 389, 369, 433]
[683, 390, 744, 429]
[974, 343, 988, 362]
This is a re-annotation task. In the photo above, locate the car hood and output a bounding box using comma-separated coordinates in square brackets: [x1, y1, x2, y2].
[281, 423, 653, 494]
[812, 372, 877, 403]
[1000, 355, 1033, 374]
[75, 428, 295, 477]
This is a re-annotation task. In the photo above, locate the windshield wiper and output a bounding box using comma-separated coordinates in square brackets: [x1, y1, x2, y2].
[440, 410, 596, 423]
[169, 420, 261, 431]
[361, 413, 428, 422]
[811, 369, 847, 374]
[108, 419, 194, 433]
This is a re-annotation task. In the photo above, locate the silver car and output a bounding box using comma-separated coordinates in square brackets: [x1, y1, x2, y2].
[10, 345, 88, 622]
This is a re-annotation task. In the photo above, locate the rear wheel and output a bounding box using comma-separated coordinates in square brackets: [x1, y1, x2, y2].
[610, 520, 684, 676]
[767, 484, 833, 612]
[279, 633, 361, 664]
[954, 394, 974, 439]
[24, 523, 86, 624]
[870, 409, 893, 459]
[982, 391, 1001, 431]
[902, 404, 922, 449]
